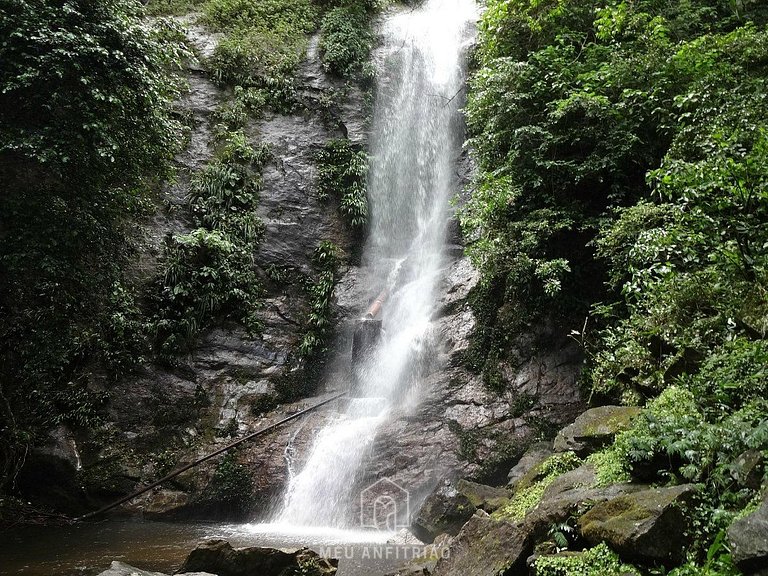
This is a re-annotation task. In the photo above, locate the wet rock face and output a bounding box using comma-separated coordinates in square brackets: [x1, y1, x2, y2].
[728, 496, 768, 575]
[87, 20, 371, 518]
[351, 255, 585, 513]
[523, 464, 646, 539]
[578, 484, 698, 564]
[179, 539, 338, 576]
[553, 406, 641, 457]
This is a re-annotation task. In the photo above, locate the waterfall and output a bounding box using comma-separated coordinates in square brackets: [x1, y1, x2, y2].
[276, 0, 477, 531]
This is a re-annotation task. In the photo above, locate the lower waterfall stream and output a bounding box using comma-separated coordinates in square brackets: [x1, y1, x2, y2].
[272, 0, 478, 532]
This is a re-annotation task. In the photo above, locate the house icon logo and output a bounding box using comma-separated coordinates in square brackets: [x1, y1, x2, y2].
[360, 478, 410, 531]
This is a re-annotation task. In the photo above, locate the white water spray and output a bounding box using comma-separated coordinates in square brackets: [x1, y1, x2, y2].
[276, 0, 477, 530]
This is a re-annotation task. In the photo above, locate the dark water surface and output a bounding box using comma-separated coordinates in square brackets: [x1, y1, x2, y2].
[0, 520, 422, 575]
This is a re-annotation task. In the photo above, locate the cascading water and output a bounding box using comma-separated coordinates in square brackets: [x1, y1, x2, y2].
[275, 0, 477, 531]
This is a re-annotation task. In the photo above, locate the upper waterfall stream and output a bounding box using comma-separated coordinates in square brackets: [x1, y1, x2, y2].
[274, 0, 478, 532]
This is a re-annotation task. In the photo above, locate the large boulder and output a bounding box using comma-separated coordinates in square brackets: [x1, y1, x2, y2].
[432, 513, 531, 576]
[411, 481, 476, 543]
[178, 540, 337, 576]
[554, 406, 641, 457]
[97, 561, 214, 576]
[456, 479, 510, 513]
[728, 498, 768, 575]
[578, 484, 697, 564]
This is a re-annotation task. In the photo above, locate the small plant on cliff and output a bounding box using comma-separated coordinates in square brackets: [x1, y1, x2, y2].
[203, 0, 317, 109]
[299, 241, 341, 359]
[199, 452, 254, 512]
[316, 139, 369, 230]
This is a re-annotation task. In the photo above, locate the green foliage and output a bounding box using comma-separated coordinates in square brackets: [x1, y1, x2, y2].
[316, 139, 369, 229]
[464, 0, 768, 397]
[200, 452, 254, 509]
[214, 86, 268, 130]
[203, 0, 317, 109]
[667, 531, 741, 576]
[586, 446, 631, 487]
[0, 0, 186, 486]
[145, 0, 206, 16]
[319, 5, 374, 81]
[468, 3, 768, 567]
[592, 121, 768, 400]
[151, 133, 267, 355]
[589, 386, 767, 562]
[299, 241, 341, 359]
[152, 229, 260, 354]
[534, 543, 639, 576]
[494, 452, 581, 520]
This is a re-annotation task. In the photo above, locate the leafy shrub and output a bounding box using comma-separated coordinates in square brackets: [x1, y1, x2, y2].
[145, 0, 206, 15]
[152, 229, 261, 354]
[316, 139, 369, 229]
[319, 6, 374, 80]
[199, 452, 254, 511]
[534, 543, 639, 576]
[203, 0, 315, 33]
[464, 0, 768, 397]
[494, 452, 581, 520]
[214, 86, 269, 130]
[299, 241, 341, 359]
[0, 0, 186, 486]
[467, 2, 768, 567]
[152, 130, 266, 354]
[203, 0, 317, 110]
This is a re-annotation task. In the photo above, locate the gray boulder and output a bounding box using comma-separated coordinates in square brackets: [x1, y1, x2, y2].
[432, 513, 531, 576]
[731, 450, 765, 491]
[178, 540, 337, 576]
[553, 406, 641, 457]
[578, 484, 697, 563]
[728, 497, 768, 575]
[97, 561, 214, 576]
[411, 481, 476, 543]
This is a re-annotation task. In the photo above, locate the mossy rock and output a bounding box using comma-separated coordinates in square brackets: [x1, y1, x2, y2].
[727, 495, 768, 575]
[578, 484, 697, 564]
[456, 479, 511, 513]
[179, 540, 338, 576]
[554, 406, 641, 457]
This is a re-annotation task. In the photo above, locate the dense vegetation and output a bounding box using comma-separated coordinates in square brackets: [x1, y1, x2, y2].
[464, 0, 768, 571]
[0, 0, 187, 490]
